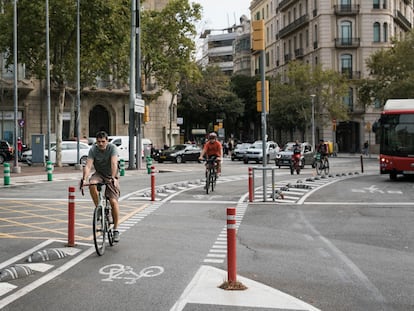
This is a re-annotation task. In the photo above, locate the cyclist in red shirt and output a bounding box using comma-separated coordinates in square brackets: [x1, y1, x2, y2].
[199, 132, 223, 175]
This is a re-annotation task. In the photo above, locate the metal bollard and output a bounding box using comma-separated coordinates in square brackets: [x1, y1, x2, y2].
[248, 167, 253, 202]
[67, 186, 76, 247]
[119, 159, 125, 176]
[46, 161, 53, 181]
[146, 156, 153, 174]
[227, 207, 237, 283]
[151, 165, 155, 201]
[4, 163, 10, 186]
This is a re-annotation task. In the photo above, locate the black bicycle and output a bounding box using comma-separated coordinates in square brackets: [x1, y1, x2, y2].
[314, 153, 330, 175]
[204, 156, 218, 194]
[81, 182, 114, 256]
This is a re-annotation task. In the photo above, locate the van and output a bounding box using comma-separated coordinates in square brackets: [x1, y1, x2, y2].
[108, 136, 152, 161]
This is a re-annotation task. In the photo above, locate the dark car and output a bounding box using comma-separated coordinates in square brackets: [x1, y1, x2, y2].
[157, 144, 201, 163]
[275, 142, 315, 168]
[231, 143, 251, 161]
[0, 140, 14, 164]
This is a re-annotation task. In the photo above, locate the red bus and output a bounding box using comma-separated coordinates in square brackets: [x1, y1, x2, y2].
[377, 99, 414, 180]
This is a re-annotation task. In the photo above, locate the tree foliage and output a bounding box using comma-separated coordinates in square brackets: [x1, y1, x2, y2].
[178, 66, 244, 135]
[359, 31, 414, 106]
[269, 61, 349, 138]
[0, 0, 130, 165]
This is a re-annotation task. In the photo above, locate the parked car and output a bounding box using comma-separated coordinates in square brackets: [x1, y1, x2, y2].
[0, 140, 14, 164]
[231, 143, 252, 161]
[275, 142, 315, 168]
[109, 136, 152, 160]
[23, 141, 90, 166]
[157, 144, 201, 163]
[243, 140, 280, 164]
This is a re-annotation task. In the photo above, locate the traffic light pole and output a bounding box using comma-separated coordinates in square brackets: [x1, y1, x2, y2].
[260, 50, 267, 202]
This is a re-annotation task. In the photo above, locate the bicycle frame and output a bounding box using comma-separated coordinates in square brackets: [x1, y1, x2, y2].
[205, 157, 217, 194]
[82, 182, 114, 256]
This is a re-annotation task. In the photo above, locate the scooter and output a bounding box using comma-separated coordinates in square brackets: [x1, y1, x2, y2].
[290, 152, 301, 175]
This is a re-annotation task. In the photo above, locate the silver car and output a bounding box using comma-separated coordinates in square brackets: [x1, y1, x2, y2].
[243, 140, 280, 164]
[231, 143, 251, 161]
[275, 142, 315, 168]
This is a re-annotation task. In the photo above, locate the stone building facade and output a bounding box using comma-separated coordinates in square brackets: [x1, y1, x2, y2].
[0, 0, 177, 151]
[249, 0, 414, 153]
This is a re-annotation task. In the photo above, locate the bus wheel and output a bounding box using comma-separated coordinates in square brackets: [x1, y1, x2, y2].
[389, 172, 397, 180]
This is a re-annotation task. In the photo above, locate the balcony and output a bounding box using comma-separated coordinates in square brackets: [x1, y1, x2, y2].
[284, 53, 292, 62]
[279, 14, 309, 39]
[334, 4, 360, 15]
[278, 0, 295, 12]
[294, 48, 304, 58]
[394, 10, 412, 31]
[334, 37, 360, 48]
[342, 71, 361, 80]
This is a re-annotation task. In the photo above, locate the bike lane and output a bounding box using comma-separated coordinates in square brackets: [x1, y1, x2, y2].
[1, 175, 321, 311]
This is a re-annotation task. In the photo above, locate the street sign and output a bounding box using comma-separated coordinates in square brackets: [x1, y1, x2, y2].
[134, 98, 145, 113]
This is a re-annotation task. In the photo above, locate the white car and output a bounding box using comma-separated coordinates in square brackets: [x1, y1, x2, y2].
[23, 141, 90, 166]
[243, 140, 280, 164]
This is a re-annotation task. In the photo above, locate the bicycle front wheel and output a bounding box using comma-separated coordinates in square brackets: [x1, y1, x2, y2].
[93, 206, 106, 256]
[323, 159, 330, 175]
[315, 161, 323, 175]
[205, 170, 210, 194]
[210, 169, 215, 192]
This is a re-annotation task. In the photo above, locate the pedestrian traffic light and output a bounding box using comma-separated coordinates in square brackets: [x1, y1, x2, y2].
[144, 105, 150, 123]
[256, 80, 269, 112]
[252, 20, 265, 51]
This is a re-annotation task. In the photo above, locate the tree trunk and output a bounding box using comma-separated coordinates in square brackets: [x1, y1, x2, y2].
[55, 86, 66, 167]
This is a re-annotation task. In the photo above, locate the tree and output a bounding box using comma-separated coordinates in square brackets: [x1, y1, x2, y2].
[359, 32, 414, 106]
[141, 0, 202, 146]
[268, 61, 349, 140]
[178, 66, 244, 138]
[0, 0, 130, 166]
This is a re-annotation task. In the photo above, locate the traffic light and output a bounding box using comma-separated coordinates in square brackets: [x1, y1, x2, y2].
[252, 20, 265, 51]
[144, 105, 150, 123]
[256, 80, 269, 112]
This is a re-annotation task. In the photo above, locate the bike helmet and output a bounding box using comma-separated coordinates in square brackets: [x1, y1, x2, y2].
[208, 132, 217, 139]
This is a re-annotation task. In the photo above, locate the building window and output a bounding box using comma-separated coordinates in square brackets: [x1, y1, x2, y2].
[341, 54, 352, 78]
[343, 88, 354, 111]
[373, 22, 380, 42]
[341, 21, 352, 45]
[373, 0, 380, 9]
[383, 22, 388, 42]
[341, 0, 351, 9]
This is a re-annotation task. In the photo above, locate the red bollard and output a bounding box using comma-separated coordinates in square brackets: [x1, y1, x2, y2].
[248, 167, 253, 202]
[227, 207, 237, 283]
[67, 186, 76, 247]
[151, 165, 155, 201]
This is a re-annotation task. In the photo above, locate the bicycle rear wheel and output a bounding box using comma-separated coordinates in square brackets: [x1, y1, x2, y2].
[93, 206, 106, 256]
[105, 205, 114, 246]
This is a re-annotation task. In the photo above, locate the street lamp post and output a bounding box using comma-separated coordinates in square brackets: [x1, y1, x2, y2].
[310, 94, 316, 149]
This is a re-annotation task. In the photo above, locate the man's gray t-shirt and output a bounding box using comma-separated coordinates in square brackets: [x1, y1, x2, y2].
[88, 143, 118, 177]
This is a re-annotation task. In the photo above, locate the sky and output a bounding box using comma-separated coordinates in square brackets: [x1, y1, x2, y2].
[195, 0, 251, 31]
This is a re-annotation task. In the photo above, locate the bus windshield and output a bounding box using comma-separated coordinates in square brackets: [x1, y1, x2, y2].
[379, 113, 414, 156]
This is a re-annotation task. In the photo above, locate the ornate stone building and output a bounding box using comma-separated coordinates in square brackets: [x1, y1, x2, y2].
[0, 0, 177, 150]
[249, 0, 414, 153]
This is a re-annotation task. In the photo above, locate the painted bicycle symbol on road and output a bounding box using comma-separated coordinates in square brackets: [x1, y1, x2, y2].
[99, 264, 164, 284]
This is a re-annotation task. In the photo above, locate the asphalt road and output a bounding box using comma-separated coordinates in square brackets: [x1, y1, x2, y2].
[0, 156, 413, 311]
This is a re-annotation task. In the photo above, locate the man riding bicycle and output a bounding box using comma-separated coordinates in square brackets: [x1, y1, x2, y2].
[199, 132, 223, 176]
[81, 131, 121, 243]
[316, 139, 328, 158]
